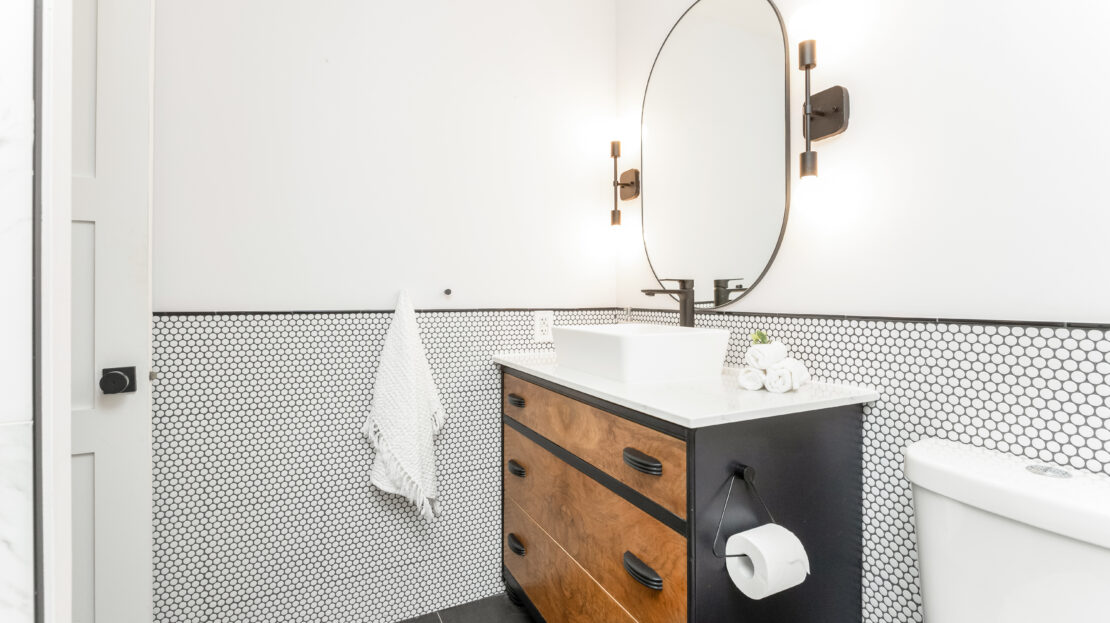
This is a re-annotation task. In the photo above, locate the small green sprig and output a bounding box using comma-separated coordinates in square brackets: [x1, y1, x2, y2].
[750, 330, 770, 345]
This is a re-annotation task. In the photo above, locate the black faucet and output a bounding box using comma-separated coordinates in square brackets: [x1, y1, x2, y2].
[712, 279, 747, 306]
[642, 279, 696, 327]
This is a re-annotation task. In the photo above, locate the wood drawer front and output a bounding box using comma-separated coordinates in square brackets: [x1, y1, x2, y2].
[505, 425, 688, 623]
[503, 499, 635, 623]
[503, 374, 687, 519]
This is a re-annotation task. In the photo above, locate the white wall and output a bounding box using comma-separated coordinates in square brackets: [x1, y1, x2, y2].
[616, 0, 1110, 324]
[153, 0, 619, 312]
[0, 1, 37, 621]
[155, 0, 1110, 321]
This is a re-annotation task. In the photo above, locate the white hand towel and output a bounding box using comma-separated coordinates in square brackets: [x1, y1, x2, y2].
[745, 342, 788, 369]
[361, 291, 447, 521]
[736, 367, 766, 391]
[765, 357, 811, 393]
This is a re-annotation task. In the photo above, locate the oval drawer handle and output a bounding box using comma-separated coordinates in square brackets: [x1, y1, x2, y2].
[507, 393, 526, 408]
[507, 459, 527, 478]
[507, 533, 527, 557]
[622, 551, 663, 591]
[623, 447, 663, 476]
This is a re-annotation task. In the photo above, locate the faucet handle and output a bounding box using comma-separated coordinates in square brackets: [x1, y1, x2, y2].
[659, 278, 694, 290]
[713, 278, 745, 288]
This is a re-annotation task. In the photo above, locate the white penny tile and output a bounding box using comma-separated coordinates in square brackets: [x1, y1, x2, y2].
[153, 308, 1110, 623]
[151, 309, 614, 623]
[630, 309, 1110, 623]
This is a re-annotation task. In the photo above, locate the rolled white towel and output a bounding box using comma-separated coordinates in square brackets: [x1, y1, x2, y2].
[745, 342, 788, 369]
[764, 357, 811, 393]
[735, 367, 766, 391]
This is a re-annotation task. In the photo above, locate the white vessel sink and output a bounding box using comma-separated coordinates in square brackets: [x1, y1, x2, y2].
[552, 323, 730, 383]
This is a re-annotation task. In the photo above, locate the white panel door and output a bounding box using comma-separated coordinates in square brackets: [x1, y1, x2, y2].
[71, 0, 153, 621]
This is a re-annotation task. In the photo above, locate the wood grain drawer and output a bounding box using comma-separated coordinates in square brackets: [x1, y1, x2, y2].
[503, 499, 635, 623]
[503, 374, 687, 519]
[504, 424, 688, 623]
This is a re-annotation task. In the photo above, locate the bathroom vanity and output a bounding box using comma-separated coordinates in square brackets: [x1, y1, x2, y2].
[495, 353, 878, 623]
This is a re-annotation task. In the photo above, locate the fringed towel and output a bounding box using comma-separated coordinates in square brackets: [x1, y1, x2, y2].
[361, 291, 446, 520]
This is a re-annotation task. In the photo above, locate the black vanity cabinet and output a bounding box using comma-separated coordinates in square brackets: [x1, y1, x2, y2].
[498, 366, 865, 623]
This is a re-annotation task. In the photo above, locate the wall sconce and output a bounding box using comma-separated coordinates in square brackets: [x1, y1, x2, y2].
[798, 40, 849, 178]
[610, 141, 640, 225]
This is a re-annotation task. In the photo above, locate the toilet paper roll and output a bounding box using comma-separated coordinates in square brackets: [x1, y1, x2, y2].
[725, 523, 810, 600]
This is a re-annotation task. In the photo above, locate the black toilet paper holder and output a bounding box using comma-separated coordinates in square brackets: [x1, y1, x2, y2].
[711, 463, 778, 560]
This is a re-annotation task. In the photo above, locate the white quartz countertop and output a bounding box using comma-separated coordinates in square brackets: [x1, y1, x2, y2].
[493, 352, 880, 429]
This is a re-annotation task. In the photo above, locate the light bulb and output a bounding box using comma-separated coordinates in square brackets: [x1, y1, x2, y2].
[793, 173, 819, 209]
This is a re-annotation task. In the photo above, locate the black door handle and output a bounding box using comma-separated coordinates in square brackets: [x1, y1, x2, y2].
[507, 533, 527, 556]
[507, 459, 527, 478]
[623, 551, 663, 590]
[623, 447, 663, 476]
[507, 393, 526, 408]
[99, 367, 137, 394]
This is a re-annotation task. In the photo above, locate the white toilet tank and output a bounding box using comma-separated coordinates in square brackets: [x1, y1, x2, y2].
[905, 438, 1110, 623]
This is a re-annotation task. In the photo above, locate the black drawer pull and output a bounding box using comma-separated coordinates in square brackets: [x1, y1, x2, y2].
[507, 459, 527, 478]
[507, 533, 527, 557]
[507, 393, 526, 408]
[623, 447, 663, 476]
[623, 551, 663, 591]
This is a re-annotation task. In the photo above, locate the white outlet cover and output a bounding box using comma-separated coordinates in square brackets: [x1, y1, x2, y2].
[533, 310, 555, 342]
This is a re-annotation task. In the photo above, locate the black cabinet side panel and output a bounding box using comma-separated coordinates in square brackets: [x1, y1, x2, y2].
[691, 406, 863, 622]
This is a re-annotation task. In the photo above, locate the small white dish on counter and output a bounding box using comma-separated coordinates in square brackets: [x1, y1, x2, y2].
[552, 323, 730, 383]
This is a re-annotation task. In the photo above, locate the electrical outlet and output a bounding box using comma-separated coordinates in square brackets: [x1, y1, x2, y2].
[533, 310, 555, 343]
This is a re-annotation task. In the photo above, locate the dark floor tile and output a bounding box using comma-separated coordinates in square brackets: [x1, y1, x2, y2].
[397, 613, 440, 623]
[439, 593, 532, 623]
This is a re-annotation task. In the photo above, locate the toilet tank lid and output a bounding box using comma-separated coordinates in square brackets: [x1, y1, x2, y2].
[905, 438, 1110, 550]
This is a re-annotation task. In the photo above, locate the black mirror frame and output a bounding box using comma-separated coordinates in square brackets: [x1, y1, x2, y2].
[640, 0, 792, 310]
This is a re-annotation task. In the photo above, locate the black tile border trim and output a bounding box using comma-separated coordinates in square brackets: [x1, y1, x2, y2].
[153, 307, 619, 317]
[674, 308, 1110, 331]
[153, 307, 1110, 331]
[503, 415, 688, 537]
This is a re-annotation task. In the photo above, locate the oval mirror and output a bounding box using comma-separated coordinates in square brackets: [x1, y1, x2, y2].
[641, 0, 789, 308]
